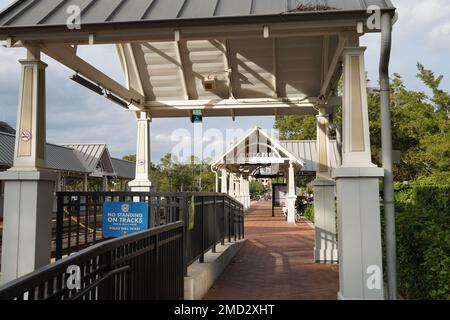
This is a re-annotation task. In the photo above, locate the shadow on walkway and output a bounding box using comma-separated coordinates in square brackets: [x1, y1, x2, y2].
[203, 202, 339, 300]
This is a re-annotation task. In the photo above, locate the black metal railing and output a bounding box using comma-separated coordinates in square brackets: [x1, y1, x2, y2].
[0, 191, 244, 300]
[185, 194, 244, 266]
[55, 192, 186, 260]
[55, 192, 244, 270]
[0, 222, 184, 300]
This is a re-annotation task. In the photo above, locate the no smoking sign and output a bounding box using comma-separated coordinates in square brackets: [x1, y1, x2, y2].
[20, 131, 32, 142]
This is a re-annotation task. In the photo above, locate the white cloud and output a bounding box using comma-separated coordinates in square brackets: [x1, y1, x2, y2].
[431, 21, 450, 48]
[410, 0, 450, 24]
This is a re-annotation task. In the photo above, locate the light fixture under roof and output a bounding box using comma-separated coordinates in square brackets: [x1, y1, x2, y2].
[105, 92, 130, 109]
[70, 74, 104, 96]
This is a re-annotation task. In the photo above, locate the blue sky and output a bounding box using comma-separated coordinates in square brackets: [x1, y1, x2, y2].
[0, 0, 449, 163]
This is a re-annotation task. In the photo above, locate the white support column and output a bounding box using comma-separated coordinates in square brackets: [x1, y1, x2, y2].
[214, 170, 219, 193]
[102, 176, 108, 192]
[0, 47, 56, 284]
[244, 179, 250, 209]
[129, 112, 152, 192]
[314, 108, 338, 263]
[228, 173, 235, 198]
[83, 174, 88, 192]
[247, 180, 251, 209]
[333, 46, 385, 300]
[221, 169, 228, 194]
[286, 160, 296, 223]
[238, 174, 245, 206]
[56, 172, 62, 192]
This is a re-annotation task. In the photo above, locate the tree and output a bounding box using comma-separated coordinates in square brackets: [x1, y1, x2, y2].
[249, 180, 266, 195]
[122, 154, 136, 163]
[274, 63, 450, 183]
[416, 63, 450, 115]
[150, 153, 216, 192]
[275, 114, 317, 140]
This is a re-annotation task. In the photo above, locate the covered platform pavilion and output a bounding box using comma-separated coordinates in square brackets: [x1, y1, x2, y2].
[0, 0, 397, 300]
[211, 125, 342, 264]
[211, 126, 304, 222]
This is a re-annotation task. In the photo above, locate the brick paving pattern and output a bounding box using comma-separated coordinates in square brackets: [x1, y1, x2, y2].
[204, 201, 339, 300]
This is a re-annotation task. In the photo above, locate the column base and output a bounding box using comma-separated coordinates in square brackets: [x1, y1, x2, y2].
[0, 169, 56, 285]
[313, 178, 338, 264]
[286, 195, 297, 223]
[333, 166, 385, 300]
[128, 179, 153, 192]
[314, 248, 339, 263]
[338, 291, 384, 301]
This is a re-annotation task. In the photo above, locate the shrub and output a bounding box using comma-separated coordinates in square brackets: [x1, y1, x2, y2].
[304, 205, 314, 223]
[395, 183, 450, 300]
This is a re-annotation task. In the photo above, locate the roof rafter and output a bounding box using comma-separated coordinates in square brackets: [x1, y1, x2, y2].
[319, 34, 346, 99]
[223, 40, 234, 99]
[42, 43, 145, 107]
[175, 40, 190, 101]
[116, 43, 146, 96]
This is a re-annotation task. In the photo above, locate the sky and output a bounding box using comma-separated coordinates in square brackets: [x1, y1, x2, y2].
[0, 0, 449, 164]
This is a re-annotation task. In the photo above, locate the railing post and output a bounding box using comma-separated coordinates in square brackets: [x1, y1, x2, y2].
[212, 196, 217, 253]
[199, 196, 205, 263]
[233, 202, 237, 242]
[55, 193, 64, 261]
[272, 188, 275, 217]
[155, 232, 160, 299]
[181, 194, 188, 277]
[221, 196, 225, 246]
[93, 194, 98, 243]
[149, 198, 155, 229]
[228, 198, 232, 243]
[238, 203, 241, 241]
[99, 250, 113, 300]
[242, 205, 245, 239]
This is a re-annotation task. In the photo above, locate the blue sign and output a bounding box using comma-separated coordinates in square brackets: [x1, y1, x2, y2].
[102, 202, 149, 238]
[191, 110, 203, 123]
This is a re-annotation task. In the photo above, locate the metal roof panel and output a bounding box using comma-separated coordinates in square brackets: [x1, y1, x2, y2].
[0, 132, 15, 166]
[111, 158, 135, 179]
[0, 0, 396, 28]
[280, 140, 340, 172]
[0, 132, 134, 178]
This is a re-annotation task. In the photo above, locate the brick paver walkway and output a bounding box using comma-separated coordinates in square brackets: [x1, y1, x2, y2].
[204, 202, 339, 300]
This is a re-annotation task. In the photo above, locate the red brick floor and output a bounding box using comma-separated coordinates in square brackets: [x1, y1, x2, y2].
[203, 202, 339, 300]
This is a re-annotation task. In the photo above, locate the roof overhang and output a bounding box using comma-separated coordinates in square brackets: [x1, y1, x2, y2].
[0, 1, 396, 119]
[0, 9, 396, 43]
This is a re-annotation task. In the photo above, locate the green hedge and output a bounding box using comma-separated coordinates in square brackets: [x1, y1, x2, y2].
[395, 183, 450, 300]
[304, 205, 314, 223]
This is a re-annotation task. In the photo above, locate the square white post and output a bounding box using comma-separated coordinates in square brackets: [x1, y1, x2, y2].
[221, 169, 228, 193]
[314, 108, 338, 263]
[238, 174, 245, 206]
[228, 173, 235, 198]
[333, 46, 385, 300]
[286, 160, 296, 223]
[102, 176, 108, 192]
[244, 179, 250, 209]
[83, 174, 88, 192]
[128, 112, 152, 192]
[0, 47, 56, 284]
